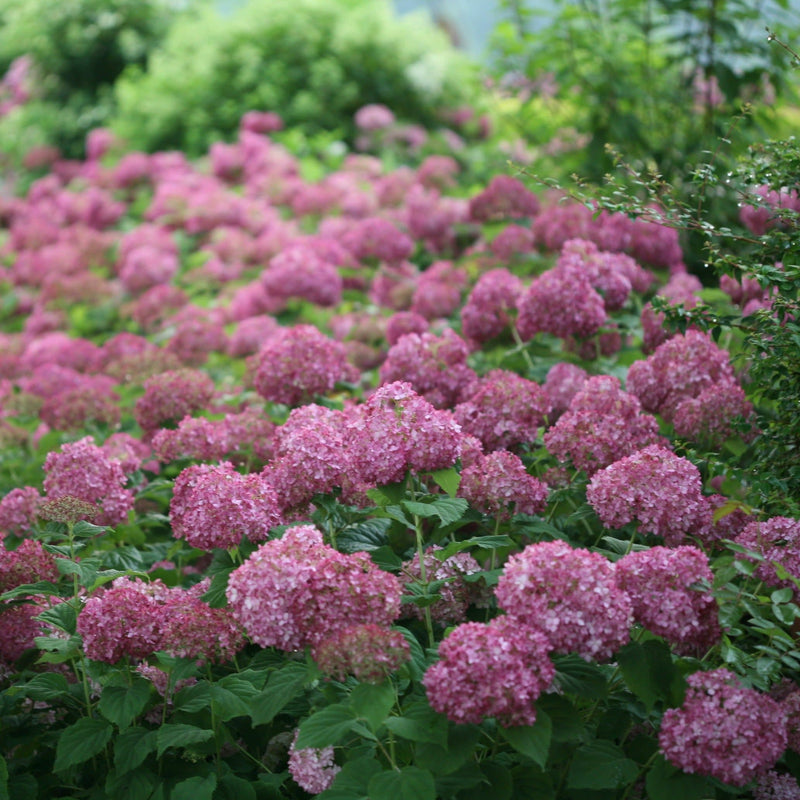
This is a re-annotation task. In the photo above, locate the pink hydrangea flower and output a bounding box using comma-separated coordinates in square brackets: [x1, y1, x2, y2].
[659, 668, 787, 786]
[0, 487, 43, 537]
[458, 451, 549, 520]
[615, 546, 720, 654]
[454, 369, 550, 452]
[261, 244, 343, 308]
[170, 462, 281, 551]
[288, 730, 341, 795]
[586, 444, 713, 546]
[672, 379, 757, 447]
[134, 369, 215, 438]
[312, 624, 410, 683]
[734, 517, 800, 594]
[460, 268, 523, 344]
[469, 175, 539, 222]
[423, 616, 555, 727]
[495, 540, 632, 660]
[542, 362, 588, 419]
[0, 539, 59, 592]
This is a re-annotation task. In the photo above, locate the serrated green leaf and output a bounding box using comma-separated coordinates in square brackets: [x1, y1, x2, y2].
[156, 723, 214, 757]
[366, 482, 408, 507]
[536, 695, 584, 742]
[617, 639, 679, 711]
[105, 767, 158, 800]
[436, 535, 514, 560]
[368, 766, 436, 800]
[200, 568, 232, 609]
[0, 580, 60, 601]
[350, 682, 395, 732]
[35, 600, 77, 634]
[384, 701, 448, 746]
[414, 724, 481, 775]
[501, 712, 552, 769]
[12, 672, 69, 701]
[338, 518, 392, 553]
[645, 754, 711, 800]
[170, 773, 217, 800]
[0, 754, 8, 800]
[73, 520, 110, 538]
[99, 679, 152, 728]
[429, 467, 461, 497]
[216, 772, 257, 800]
[251, 661, 309, 726]
[553, 655, 608, 699]
[54, 717, 114, 772]
[566, 741, 638, 790]
[296, 703, 357, 749]
[403, 497, 468, 526]
[317, 757, 382, 800]
[114, 727, 157, 775]
[210, 684, 253, 721]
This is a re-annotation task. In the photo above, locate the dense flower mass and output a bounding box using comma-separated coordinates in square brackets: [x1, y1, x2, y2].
[0, 487, 42, 537]
[586, 444, 713, 545]
[288, 731, 341, 795]
[134, 368, 216, 437]
[423, 616, 555, 727]
[226, 526, 402, 651]
[734, 517, 800, 594]
[0, 539, 58, 592]
[169, 462, 282, 550]
[659, 668, 787, 786]
[460, 268, 523, 343]
[615, 546, 720, 654]
[312, 624, 410, 683]
[495, 540, 632, 660]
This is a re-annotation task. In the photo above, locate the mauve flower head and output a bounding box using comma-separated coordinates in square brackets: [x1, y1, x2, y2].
[734, 517, 800, 595]
[417, 155, 459, 189]
[134, 368, 215, 438]
[626, 330, 736, 422]
[164, 306, 228, 368]
[0, 487, 43, 537]
[239, 110, 284, 134]
[170, 462, 281, 551]
[385, 310, 429, 346]
[220, 406, 275, 465]
[340, 216, 414, 264]
[354, 103, 396, 131]
[739, 184, 800, 236]
[544, 375, 663, 475]
[753, 770, 800, 800]
[250, 324, 357, 407]
[516, 266, 607, 342]
[129, 285, 189, 332]
[288, 730, 341, 795]
[117, 244, 180, 295]
[0, 538, 58, 592]
[101, 432, 152, 475]
[379, 330, 477, 409]
[615, 545, 720, 654]
[586, 444, 713, 546]
[261, 244, 343, 308]
[460, 268, 524, 344]
[495, 540, 632, 660]
[659, 668, 787, 786]
[77, 577, 171, 663]
[556, 238, 635, 311]
[312, 623, 410, 683]
[227, 315, 280, 357]
[458, 450, 549, 519]
[368, 260, 419, 310]
[43, 436, 134, 527]
[226, 525, 402, 651]
[0, 602, 48, 665]
[40, 384, 121, 432]
[672, 379, 757, 448]
[402, 546, 487, 626]
[542, 362, 589, 420]
[489, 223, 536, 261]
[469, 175, 539, 222]
[423, 616, 555, 727]
[347, 381, 463, 487]
[151, 415, 229, 463]
[454, 369, 550, 452]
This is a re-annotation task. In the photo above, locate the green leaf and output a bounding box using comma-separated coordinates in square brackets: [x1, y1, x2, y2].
[394, 627, 428, 682]
[295, 703, 358, 749]
[73, 520, 110, 538]
[156, 723, 214, 757]
[436, 535, 515, 560]
[99, 678, 152, 728]
[553, 655, 608, 699]
[429, 467, 461, 497]
[510, 764, 555, 799]
[384, 701, 448, 746]
[216, 773, 257, 800]
[414, 724, 482, 775]
[199, 568, 232, 609]
[210, 684, 254, 721]
[501, 712, 552, 769]
[566, 741, 639, 790]
[366, 482, 408, 507]
[170, 773, 217, 800]
[250, 661, 309, 726]
[13, 672, 69, 701]
[338, 518, 392, 553]
[403, 497, 469, 526]
[0, 580, 60, 601]
[317, 757, 382, 800]
[535, 695, 584, 742]
[105, 767, 158, 800]
[35, 600, 77, 634]
[54, 717, 114, 772]
[114, 727, 157, 775]
[368, 766, 436, 800]
[617, 639, 679, 711]
[0, 755, 8, 800]
[456, 761, 513, 800]
[350, 682, 395, 733]
[645, 754, 711, 800]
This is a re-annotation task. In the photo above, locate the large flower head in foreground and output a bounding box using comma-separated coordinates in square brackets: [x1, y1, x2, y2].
[659, 668, 787, 786]
[495, 540, 632, 661]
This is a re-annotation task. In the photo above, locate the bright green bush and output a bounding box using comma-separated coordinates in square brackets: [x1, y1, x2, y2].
[109, 0, 479, 156]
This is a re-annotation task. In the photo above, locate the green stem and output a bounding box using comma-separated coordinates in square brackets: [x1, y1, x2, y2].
[413, 514, 436, 649]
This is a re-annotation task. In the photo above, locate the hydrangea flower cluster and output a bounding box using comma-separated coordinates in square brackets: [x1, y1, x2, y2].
[615, 546, 720, 654]
[311, 623, 410, 684]
[170, 462, 282, 551]
[0, 539, 59, 592]
[586, 444, 713, 546]
[672, 379, 756, 447]
[753, 770, 800, 800]
[378, 330, 477, 409]
[402, 546, 486, 626]
[151, 415, 230, 464]
[659, 668, 788, 786]
[43, 436, 134, 527]
[226, 526, 402, 651]
[460, 268, 523, 344]
[458, 450, 549, 520]
[340, 216, 414, 263]
[454, 369, 550, 452]
[734, 517, 800, 594]
[250, 324, 357, 407]
[423, 616, 555, 727]
[542, 362, 589, 419]
[134, 368, 216, 438]
[468, 175, 540, 222]
[544, 375, 663, 475]
[261, 243, 343, 308]
[626, 330, 737, 422]
[0, 487, 42, 537]
[288, 730, 341, 795]
[516, 265, 607, 342]
[494, 540, 632, 661]
[0, 603, 48, 665]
